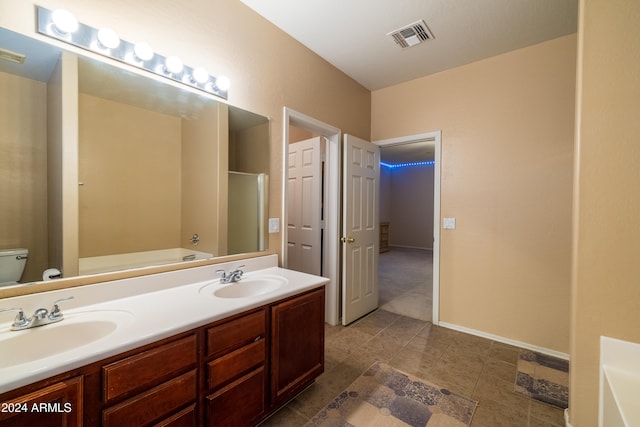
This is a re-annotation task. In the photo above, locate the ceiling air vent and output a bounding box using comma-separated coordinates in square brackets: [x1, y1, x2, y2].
[0, 47, 26, 64]
[387, 20, 434, 49]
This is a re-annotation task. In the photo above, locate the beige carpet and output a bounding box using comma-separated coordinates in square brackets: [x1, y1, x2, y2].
[304, 361, 477, 426]
[379, 248, 433, 322]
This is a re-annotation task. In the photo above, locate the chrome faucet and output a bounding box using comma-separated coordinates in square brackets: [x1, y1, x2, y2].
[0, 296, 74, 331]
[216, 265, 245, 284]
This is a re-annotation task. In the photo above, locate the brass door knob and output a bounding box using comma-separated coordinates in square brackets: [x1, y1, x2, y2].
[341, 236, 355, 243]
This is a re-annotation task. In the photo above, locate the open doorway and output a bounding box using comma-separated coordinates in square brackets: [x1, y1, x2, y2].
[282, 108, 341, 325]
[375, 132, 441, 323]
[283, 109, 441, 325]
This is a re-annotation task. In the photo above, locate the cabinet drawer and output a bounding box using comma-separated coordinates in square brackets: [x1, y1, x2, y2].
[154, 403, 196, 427]
[207, 339, 265, 390]
[207, 309, 265, 359]
[103, 335, 197, 404]
[102, 370, 197, 427]
[206, 367, 265, 427]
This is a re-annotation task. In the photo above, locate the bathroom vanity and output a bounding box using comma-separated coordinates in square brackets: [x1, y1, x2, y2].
[0, 255, 327, 426]
[1, 19, 326, 426]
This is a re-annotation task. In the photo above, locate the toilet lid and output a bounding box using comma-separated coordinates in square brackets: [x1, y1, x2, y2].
[0, 248, 28, 256]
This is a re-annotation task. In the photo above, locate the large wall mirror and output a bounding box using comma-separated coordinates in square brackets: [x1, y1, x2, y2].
[0, 27, 269, 290]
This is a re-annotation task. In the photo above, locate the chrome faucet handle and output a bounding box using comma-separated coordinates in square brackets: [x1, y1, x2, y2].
[0, 307, 29, 329]
[216, 269, 227, 279]
[49, 296, 74, 320]
[230, 265, 245, 282]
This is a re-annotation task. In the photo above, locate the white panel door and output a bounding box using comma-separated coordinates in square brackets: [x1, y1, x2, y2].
[287, 137, 322, 275]
[342, 134, 379, 325]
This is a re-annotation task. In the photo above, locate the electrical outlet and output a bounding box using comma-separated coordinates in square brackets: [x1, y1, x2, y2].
[268, 218, 280, 233]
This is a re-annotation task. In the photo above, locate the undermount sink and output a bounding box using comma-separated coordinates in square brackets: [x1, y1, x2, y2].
[201, 275, 288, 299]
[0, 310, 134, 368]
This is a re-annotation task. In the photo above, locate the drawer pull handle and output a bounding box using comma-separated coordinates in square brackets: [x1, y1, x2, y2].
[254, 336, 262, 342]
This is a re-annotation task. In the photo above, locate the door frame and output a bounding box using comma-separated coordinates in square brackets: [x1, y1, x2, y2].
[282, 107, 341, 325]
[373, 131, 442, 324]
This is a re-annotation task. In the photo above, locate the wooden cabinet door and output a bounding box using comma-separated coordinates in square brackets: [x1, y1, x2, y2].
[0, 376, 82, 427]
[206, 367, 265, 427]
[270, 287, 325, 404]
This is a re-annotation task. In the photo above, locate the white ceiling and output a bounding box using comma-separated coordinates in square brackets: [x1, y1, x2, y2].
[240, 0, 578, 91]
[0, 28, 61, 82]
[241, 0, 577, 165]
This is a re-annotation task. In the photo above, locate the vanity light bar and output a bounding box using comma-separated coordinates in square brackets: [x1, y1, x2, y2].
[381, 160, 435, 169]
[36, 6, 229, 100]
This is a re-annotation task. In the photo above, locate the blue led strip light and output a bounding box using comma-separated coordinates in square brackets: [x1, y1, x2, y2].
[380, 160, 435, 169]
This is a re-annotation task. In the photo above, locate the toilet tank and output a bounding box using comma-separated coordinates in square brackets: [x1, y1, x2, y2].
[0, 248, 28, 284]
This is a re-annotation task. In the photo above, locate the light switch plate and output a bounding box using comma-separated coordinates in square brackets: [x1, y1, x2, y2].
[443, 217, 456, 229]
[268, 218, 280, 233]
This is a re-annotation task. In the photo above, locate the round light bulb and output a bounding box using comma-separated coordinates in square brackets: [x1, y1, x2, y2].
[133, 42, 154, 61]
[51, 9, 79, 34]
[215, 76, 230, 91]
[192, 67, 209, 84]
[165, 56, 183, 74]
[97, 28, 120, 49]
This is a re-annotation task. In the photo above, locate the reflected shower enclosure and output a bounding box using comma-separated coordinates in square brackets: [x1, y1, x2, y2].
[228, 172, 267, 254]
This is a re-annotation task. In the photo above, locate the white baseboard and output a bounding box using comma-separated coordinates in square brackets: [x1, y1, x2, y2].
[564, 408, 573, 427]
[438, 321, 570, 360]
[389, 245, 433, 251]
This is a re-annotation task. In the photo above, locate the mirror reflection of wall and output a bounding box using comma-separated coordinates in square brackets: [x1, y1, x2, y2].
[76, 56, 231, 275]
[78, 93, 184, 258]
[77, 89, 228, 275]
[0, 63, 49, 283]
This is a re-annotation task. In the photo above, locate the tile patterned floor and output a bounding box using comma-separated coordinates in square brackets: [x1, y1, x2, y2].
[260, 309, 566, 427]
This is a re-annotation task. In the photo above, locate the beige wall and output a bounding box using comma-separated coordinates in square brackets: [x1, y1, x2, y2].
[230, 122, 269, 174]
[0, 72, 48, 283]
[289, 125, 316, 143]
[570, 0, 640, 424]
[78, 93, 182, 257]
[47, 52, 79, 277]
[182, 103, 228, 257]
[382, 165, 435, 249]
[372, 35, 577, 353]
[0, 0, 371, 267]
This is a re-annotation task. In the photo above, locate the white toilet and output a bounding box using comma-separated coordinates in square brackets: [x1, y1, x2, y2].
[0, 248, 28, 287]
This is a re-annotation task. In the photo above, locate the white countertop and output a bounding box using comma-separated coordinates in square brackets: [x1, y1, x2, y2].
[603, 366, 640, 427]
[600, 336, 640, 427]
[0, 255, 329, 393]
